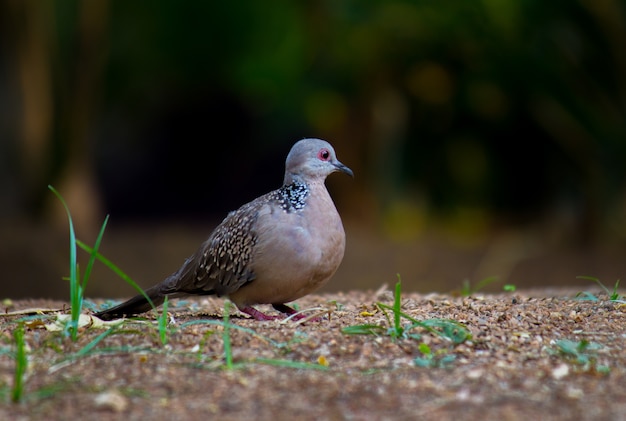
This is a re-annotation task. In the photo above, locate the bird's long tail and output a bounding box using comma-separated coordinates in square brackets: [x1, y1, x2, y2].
[94, 254, 201, 320]
[94, 283, 167, 321]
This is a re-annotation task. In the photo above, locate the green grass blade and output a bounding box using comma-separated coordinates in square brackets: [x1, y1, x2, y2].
[254, 358, 329, 370]
[48, 185, 80, 341]
[577, 276, 610, 295]
[611, 279, 621, 300]
[75, 327, 120, 358]
[594, 279, 608, 295]
[461, 276, 499, 296]
[341, 324, 386, 335]
[11, 323, 27, 403]
[223, 301, 233, 369]
[474, 276, 499, 291]
[159, 297, 169, 346]
[81, 215, 110, 295]
[576, 275, 600, 283]
[393, 276, 402, 335]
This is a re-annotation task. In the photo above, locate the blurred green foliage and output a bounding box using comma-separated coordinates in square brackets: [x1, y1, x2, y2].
[2, 0, 625, 242]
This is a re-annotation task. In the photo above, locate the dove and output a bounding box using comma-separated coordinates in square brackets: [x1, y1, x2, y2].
[95, 138, 352, 321]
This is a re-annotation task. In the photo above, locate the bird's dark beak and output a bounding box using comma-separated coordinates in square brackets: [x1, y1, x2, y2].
[334, 161, 354, 177]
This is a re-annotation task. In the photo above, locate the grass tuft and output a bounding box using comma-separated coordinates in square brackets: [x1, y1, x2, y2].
[575, 276, 624, 303]
[550, 338, 610, 374]
[342, 276, 471, 348]
[49, 185, 109, 340]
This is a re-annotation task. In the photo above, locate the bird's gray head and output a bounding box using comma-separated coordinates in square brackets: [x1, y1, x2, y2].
[283, 138, 353, 185]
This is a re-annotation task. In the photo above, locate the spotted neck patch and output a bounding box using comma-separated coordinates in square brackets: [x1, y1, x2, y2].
[271, 180, 309, 212]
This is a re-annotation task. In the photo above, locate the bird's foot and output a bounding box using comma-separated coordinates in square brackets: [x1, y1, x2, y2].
[238, 306, 282, 321]
[238, 304, 323, 322]
[272, 304, 322, 322]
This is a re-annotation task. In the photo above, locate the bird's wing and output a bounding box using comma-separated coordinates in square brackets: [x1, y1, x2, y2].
[160, 197, 266, 297]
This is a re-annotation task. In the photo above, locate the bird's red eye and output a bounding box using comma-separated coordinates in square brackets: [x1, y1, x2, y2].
[318, 148, 331, 161]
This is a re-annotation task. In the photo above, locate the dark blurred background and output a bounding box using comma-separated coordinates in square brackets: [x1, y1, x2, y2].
[1, 0, 625, 300]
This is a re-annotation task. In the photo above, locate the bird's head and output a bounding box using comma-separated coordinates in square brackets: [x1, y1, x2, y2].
[284, 138, 353, 185]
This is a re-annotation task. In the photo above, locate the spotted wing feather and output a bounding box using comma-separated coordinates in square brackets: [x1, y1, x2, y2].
[161, 199, 261, 297]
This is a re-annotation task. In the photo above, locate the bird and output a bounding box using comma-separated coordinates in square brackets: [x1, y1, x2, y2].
[94, 138, 353, 321]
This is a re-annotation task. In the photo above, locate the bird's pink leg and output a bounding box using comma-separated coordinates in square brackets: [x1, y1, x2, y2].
[238, 306, 282, 321]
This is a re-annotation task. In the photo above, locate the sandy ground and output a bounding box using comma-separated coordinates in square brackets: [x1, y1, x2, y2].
[1, 287, 625, 421]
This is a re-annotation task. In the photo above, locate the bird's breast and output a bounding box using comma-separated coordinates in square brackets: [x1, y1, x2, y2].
[230, 183, 345, 306]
